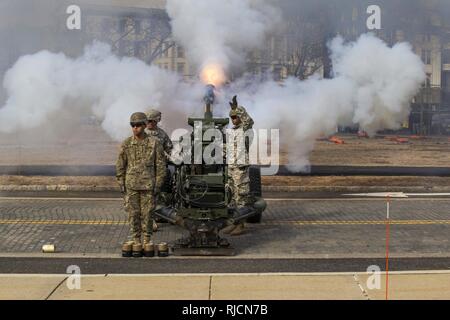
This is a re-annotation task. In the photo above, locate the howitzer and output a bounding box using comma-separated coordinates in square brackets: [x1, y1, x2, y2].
[154, 85, 266, 256]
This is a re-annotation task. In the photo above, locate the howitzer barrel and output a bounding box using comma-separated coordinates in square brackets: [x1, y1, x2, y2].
[203, 84, 215, 119]
[188, 84, 229, 127]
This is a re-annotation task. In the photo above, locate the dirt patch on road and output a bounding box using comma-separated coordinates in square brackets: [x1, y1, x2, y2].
[0, 176, 116, 186]
[2, 175, 450, 187]
[304, 135, 450, 167]
[262, 176, 450, 187]
[2, 126, 450, 167]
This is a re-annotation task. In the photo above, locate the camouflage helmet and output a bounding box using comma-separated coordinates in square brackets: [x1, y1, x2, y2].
[229, 95, 238, 118]
[229, 106, 246, 118]
[130, 112, 147, 123]
[147, 109, 162, 122]
[229, 108, 238, 118]
[229, 95, 245, 118]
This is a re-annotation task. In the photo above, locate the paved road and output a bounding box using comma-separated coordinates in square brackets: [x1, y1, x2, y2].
[0, 257, 449, 274]
[3, 165, 450, 176]
[0, 196, 449, 273]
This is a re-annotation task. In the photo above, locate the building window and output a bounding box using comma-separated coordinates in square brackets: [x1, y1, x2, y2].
[134, 42, 146, 57]
[272, 37, 284, 60]
[119, 19, 127, 34]
[163, 43, 170, 58]
[426, 73, 432, 88]
[177, 46, 185, 58]
[177, 62, 185, 73]
[118, 40, 129, 56]
[443, 49, 450, 65]
[273, 65, 283, 81]
[443, 72, 450, 91]
[352, 8, 358, 21]
[101, 18, 112, 34]
[422, 49, 431, 65]
[134, 19, 141, 35]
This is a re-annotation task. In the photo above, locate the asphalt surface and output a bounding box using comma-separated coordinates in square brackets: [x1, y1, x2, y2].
[0, 190, 349, 199]
[2, 165, 450, 176]
[0, 195, 449, 273]
[1, 257, 450, 274]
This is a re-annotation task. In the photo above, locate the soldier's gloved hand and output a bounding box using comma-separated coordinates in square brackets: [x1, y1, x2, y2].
[229, 95, 238, 109]
[120, 185, 126, 194]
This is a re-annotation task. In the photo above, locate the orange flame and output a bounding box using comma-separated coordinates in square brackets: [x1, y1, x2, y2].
[200, 63, 226, 87]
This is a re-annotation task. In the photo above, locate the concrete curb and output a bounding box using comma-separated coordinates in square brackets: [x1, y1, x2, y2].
[0, 184, 449, 193]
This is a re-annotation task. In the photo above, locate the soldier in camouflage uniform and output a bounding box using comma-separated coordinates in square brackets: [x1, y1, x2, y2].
[223, 96, 255, 236]
[146, 109, 174, 227]
[116, 112, 166, 256]
[146, 109, 173, 158]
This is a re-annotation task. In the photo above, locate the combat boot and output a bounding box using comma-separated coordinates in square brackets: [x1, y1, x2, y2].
[143, 240, 155, 257]
[121, 241, 133, 257]
[132, 238, 143, 258]
[157, 242, 169, 257]
[230, 223, 245, 236]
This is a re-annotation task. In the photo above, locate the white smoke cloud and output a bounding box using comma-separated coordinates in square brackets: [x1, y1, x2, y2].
[224, 34, 426, 171]
[166, 0, 425, 171]
[0, 0, 425, 172]
[0, 42, 204, 141]
[166, 0, 280, 74]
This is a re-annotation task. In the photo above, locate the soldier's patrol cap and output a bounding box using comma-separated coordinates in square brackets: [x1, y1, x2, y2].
[147, 109, 162, 122]
[130, 112, 148, 123]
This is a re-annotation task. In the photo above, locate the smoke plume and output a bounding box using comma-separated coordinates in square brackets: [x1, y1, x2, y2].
[0, 1, 426, 171]
[166, 0, 281, 82]
[166, 0, 425, 170]
[0, 42, 204, 141]
[225, 34, 426, 171]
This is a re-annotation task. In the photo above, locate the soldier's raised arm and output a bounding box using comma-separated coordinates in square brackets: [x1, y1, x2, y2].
[241, 109, 254, 131]
[229, 95, 254, 131]
[116, 142, 128, 193]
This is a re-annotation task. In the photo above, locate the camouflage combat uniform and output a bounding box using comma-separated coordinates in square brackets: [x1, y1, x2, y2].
[146, 109, 174, 215]
[228, 104, 254, 208]
[147, 127, 173, 159]
[222, 98, 255, 236]
[146, 109, 173, 160]
[116, 132, 166, 242]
